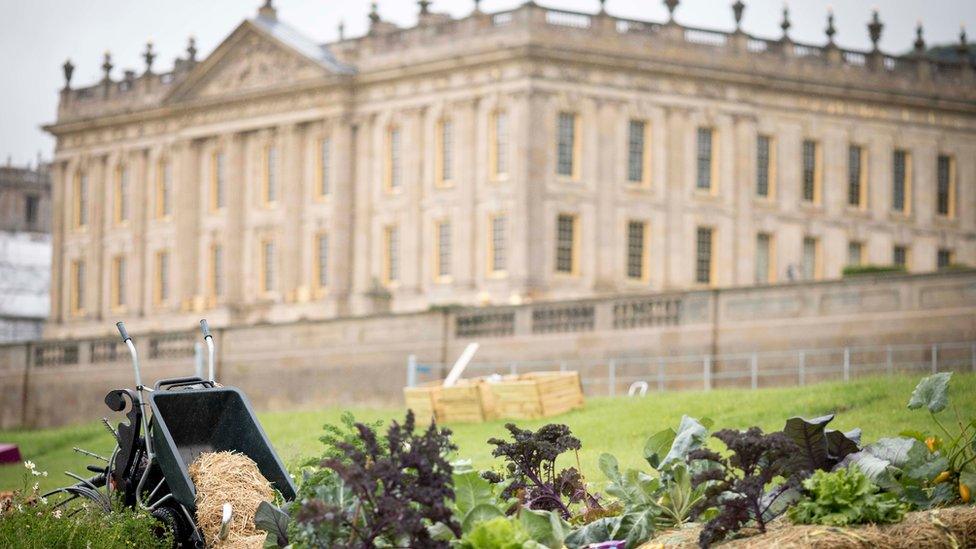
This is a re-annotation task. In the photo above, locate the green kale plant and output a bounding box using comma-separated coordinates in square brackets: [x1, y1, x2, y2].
[788, 468, 906, 526]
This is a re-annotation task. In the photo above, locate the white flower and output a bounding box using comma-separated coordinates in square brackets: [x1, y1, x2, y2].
[24, 460, 35, 471]
[32, 482, 39, 492]
[31, 469, 42, 477]
[42, 471, 48, 477]
[53, 509, 62, 519]
[40, 497, 47, 504]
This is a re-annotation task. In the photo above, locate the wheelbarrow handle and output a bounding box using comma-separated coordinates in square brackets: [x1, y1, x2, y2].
[199, 319, 212, 339]
[116, 321, 131, 342]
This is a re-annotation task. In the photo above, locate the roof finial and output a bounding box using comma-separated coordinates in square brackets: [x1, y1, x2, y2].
[825, 6, 836, 46]
[101, 51, 113, 82]
[418, 0, 430, 15]
[62, 58, 75, 90]
[258, 0, 277, 21]
[957, 26, 970, 62]
[369, 2, 380, 25]
[913, 20, 925, 54]
[338, 19, 346, 40]
[186, 36, 197, 62]
[473, 0, 482, 13]
[143, 41, 156, 74]
[732, 1, 745, 31]
[780, 3, 791, 40]
[867, 8, 883, 51]
[664, 0, 679, 24]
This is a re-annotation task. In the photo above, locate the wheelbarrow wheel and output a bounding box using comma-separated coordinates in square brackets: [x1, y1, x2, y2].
[41, 484, 112, 518]
[151, 504, 197, 548]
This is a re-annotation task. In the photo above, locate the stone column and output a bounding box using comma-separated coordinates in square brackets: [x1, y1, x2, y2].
[279, 123, 304, 302]
[226, 132, 248, 308]
[664, 107, 686, 288]
[332, 116, 356, 313]
[174, 139, 200, 310]
[593, 98, 617, 291]
[91, 154, 107, 321]
[48, 160, 66, 325]
[350, 114, 375, 313]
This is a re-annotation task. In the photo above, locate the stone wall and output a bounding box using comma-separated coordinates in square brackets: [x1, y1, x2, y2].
[1, 270, 974, 429]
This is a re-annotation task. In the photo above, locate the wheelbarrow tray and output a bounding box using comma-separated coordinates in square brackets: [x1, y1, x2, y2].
[149, 386, 296, 509]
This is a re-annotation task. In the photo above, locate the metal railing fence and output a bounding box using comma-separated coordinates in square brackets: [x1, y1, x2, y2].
[408, 341, 976, 396]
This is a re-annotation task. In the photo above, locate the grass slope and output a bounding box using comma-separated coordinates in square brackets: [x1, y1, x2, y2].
[2, 373, 973, 493]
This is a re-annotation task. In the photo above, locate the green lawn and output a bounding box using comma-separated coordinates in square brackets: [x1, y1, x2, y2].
[2, 373, 973, 494]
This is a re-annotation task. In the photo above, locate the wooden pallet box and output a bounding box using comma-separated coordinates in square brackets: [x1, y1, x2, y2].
[404, 371, 584, 423]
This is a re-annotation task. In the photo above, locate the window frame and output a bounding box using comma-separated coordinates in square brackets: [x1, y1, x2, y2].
[210, 150, 226, 212]
[262, 145, 278, 206]
[556, 112, 581, 180]
[74, 171, 89, 230]
[209, 243, 223, 301]
[625, 219, 650, 281]
[891, 149, 912, 215]
[696, 127, 717, 194]
[802, 236, 822, 281]
[893, 245, 909, 269]
[489, 110, 509, 181]
[937, 248, 954, 269]
[433, 219, 452, 282]
[382, 225, 400, 286]
[156, 159, 172, 220]
[111, 255, 126, 311]
[801, 139, 822, 204]
[695, 226, 714, 285]
[114, 164, 129, 225]
[435, 119, 454, 188]
[755, 232, 776, 284]
[554, 213, 580, 276]
[487, 213, 508, 277]
[314, 232, 329, 294]
[847, 240, 864, 267]
[154, 249, 169, 307]
[626, 119, 651, 187]
[385, 125, 402, 193]
[317, 137, 332, 199]
[756, 134, 776, 200]
[70, 259, 85, 316]
[847, 144, 868, 210]
[936, 154, 956, 219]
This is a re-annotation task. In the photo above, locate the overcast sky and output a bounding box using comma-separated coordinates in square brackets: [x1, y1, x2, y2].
[1, 0, 973, 167]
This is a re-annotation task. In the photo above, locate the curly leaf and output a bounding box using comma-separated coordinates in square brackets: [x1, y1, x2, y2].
[617, 508, 658, 548]
[907, 372, 952, 413]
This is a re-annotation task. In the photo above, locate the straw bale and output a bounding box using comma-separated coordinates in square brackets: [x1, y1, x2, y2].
[188, 451, 274, 548]
[641, 505, 976, 548]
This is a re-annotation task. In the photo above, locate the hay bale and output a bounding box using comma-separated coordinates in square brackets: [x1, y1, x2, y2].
[641, 506, 976, 548]
[188, 451, 274, 548]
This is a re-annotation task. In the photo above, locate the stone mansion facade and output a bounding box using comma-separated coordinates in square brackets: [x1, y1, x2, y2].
[43, 0, 976, 338]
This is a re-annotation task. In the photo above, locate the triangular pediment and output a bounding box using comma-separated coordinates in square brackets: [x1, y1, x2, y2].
[165, 18, 351, 104]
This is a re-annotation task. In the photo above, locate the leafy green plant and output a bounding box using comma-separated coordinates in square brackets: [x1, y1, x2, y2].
[689, 427, 802, 548]
[789, 468, 906, 526]
[0, 461, 171, 549]
[458, 510, 568, 549]
[781, 414, 861, 474]
[845, 373, 975, 508]
[565, 417, 713, 549]
[483, 423, 601, 520]
[451, 469, 517, 533]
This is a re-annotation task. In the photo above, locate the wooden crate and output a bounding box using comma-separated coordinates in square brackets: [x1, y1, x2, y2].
[404, 371, 584, 423]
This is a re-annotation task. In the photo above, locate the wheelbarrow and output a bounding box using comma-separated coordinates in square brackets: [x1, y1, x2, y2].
[43, 320, 296, 547]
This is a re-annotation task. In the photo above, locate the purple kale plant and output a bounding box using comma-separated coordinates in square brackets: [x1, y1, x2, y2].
[304, 410, 461, 548]
[483, 423, 600, 519]
[689, 427, 802, 548]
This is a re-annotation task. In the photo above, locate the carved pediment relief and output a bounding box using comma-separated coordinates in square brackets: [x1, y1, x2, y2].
[167, 24, 329, 103]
